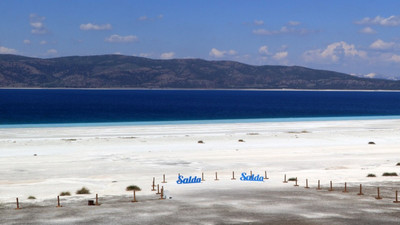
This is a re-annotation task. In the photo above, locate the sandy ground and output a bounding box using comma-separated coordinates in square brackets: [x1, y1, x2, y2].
[1, 119, 400, 224]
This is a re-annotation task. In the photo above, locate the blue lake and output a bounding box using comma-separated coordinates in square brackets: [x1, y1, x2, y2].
[1, 89, 400, 127]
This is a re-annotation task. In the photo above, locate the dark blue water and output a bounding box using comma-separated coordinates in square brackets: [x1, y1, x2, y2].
[1, 89, 400, 126]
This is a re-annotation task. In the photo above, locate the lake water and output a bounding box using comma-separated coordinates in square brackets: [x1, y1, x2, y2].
[1, 89, 400, 127]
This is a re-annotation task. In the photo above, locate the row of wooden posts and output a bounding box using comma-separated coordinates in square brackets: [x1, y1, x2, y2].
[13, 171, 399, 210]
[13, 170, 266, 210]
[282, 174, 400, 203]
[14, 186, 166, 210]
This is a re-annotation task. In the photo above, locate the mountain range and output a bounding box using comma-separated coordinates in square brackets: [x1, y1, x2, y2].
[1, 54, 400, 90]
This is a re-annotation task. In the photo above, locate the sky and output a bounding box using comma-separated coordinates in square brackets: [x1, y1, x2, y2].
[1, 0, 400, 79]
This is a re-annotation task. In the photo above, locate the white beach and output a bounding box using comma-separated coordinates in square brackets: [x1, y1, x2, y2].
[1, 119, 400, 224]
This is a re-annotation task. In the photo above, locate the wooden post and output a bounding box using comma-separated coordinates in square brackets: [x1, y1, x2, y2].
[160, 186, 165, 200]
[162, 174, 167, 183]
[316, 180, 321, 190]
[95, 194, 100, 206]
[357, 184, 364, 195]
[231, 171, 236, 180]
[250, 170, 252, 176]
[394, 190, 400, 203]
[57, 195, 62, 207]
[343, 182, 348, 193]
[375, 187, 382, 200]
[152, 177, 156, 191]
[15, 198, 21, 210]
[202, 172, 205, 181]
[215, 172, 219, 181]
[283, 174, 288, 183]
[294, 177, 299, 187]
[305, 179, 309, 188]
[264, 171, 269, 180]
[329, 181, 333, 191]
[132, 190, 137, 202]
[156, 184, 160, 194]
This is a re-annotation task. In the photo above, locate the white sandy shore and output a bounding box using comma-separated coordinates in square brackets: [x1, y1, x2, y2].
[1, 119, 400, 205]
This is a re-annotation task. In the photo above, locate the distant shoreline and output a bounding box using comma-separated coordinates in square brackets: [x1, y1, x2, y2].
[2, 116, 400, 129]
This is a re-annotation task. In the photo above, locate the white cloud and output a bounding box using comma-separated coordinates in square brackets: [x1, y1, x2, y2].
[258, 45, 269, 55]
[40, 40, 47, 45]
[359, 27, 376, 34]
[288, 21, 300, 26]
[46, 49, 57, 55]
[369, 39, 395, 50]
[356, 15, 400, 26]
[254, 20, 264, 25]
[303, 41, 367, 63]
[160, 52, 175, 59]
[29, 14, 48, 34]
[364, 73, 376, 78]
[209, 48, 226, 58]
[138, 16, 149, 21]
[209, 48, 237, 58]
[105, 34, 138, 43]
[209, 48, 225, 58]
[390, 54, 400, 62]
[158, 14, 164, 19]
[273, 51, 288, 60]
[253, 26, 312, 35]
[0, 46, 17, 54]
[23, 39, 31, 44]
[228, 50, 237, 55]
[80, 23, 112, 30]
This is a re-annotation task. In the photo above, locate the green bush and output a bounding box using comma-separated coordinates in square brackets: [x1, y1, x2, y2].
[126, 185, 141, 191]
[367, 174, 376, 177]
[60, 191, 71, 196]
[28, 196, 36, 200]
[76, 187, 90, 194]
[288, 177, 297, 181]
[382, 172, 398, 176]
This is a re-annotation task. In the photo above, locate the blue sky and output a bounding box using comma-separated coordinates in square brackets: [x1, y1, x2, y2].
[1, 0, 400, 79]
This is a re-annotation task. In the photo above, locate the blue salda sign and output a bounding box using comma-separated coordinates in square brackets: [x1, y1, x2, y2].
[240, 172, 264, 182]
[176, 175, 201, 184]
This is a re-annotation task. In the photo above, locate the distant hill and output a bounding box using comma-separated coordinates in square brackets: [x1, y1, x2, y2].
[1, 54, 400, 90]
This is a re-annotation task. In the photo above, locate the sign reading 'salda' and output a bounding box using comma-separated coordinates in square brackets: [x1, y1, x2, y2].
[176, 175, 201, 184]
[240, 172, 264, 182]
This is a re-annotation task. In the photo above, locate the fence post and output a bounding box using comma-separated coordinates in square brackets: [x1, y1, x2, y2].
[342, 182, 348, 193]
[156, 184, 160, 194]
[152, 177, 156, 191]
[160, 186, 165, 200]
[15, 198, 21, 210]
[357, 184, 364, 196]
[294, 177, 299, 187]
[57, 195, 62, 207]
[393, 190, 400, 203]
[283, 174, 288, 183]
[375, 187, 382, 200]
[316, 180, 321, 190]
